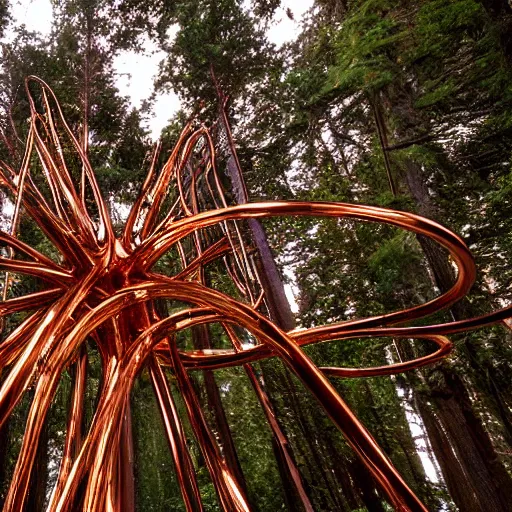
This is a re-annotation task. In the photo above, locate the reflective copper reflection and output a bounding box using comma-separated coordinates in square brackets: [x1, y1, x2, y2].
[0, 77, 510, 512]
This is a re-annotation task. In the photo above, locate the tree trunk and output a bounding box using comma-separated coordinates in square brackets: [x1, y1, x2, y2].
[405, 154, 512, 437]
[224, 152, 296, 331]
[26, 403, 48, 511]
[382, 93, 512, 510]
[350, 458, 387, 512]
[414, 368, 512, 511]
[217, 90, 393, 511]
[262, 366, 354, 511]
[0, 417, 9, 506]
[119, 402, 135, 512]
[214, 94, 328, 510]
[191, 324, 249, 496]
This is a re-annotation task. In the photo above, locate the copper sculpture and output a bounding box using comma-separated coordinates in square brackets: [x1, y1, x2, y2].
[0, 77, 511, 512]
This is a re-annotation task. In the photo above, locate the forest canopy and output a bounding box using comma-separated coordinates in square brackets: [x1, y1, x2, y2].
[0, 1, 512, 511]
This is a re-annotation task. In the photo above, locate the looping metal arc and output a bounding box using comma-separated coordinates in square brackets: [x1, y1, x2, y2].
[0, 77, 510, 512]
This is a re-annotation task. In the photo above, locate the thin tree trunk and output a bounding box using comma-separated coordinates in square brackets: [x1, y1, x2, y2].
[267, 369, 349, 511]
[350, 458, 387, 512]
[212, 81, 326, 511]
[119, 402, 135, 512]
[371, 95, 397, 197]
[362, 380, 428, 493]
[192, 324, 249, 496]
[0, 417, 9, 505]
[323, 433, 361, 510]
[224, 152, 296, 331]
[26, 400, 48, 511]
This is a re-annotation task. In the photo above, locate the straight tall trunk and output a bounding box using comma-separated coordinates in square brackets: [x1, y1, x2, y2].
[191, 324, 249, 496]
[26, 399, 48, 511]
[375, 89, 512, 510]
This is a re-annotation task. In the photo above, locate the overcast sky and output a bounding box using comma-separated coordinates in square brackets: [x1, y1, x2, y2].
[9, 0, 313, 138]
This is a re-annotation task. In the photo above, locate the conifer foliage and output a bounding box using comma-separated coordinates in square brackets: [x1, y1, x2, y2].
[1, 0, 512, 510]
